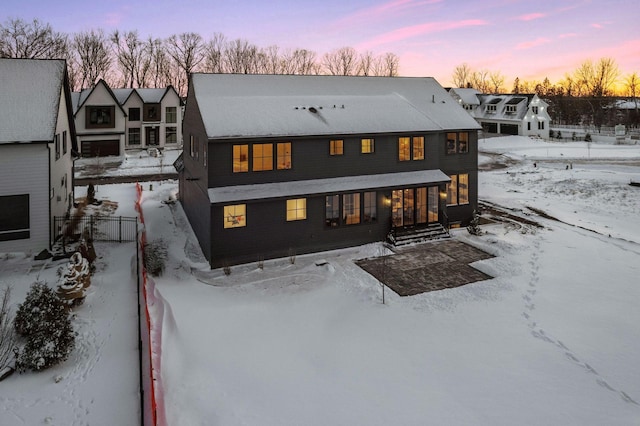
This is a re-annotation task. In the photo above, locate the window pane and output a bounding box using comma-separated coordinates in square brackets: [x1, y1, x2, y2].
[446, 133, 457, 154]
[391, 190, 403, 227]
[129, 107, 140, 121]
[428, 187, 439, 222]
[361, 138, 374, 154]
[128, 128, 141, 145]
[459, 174, 469, 204]
[144, 103, 160, 121]
[398, 137, 410, 161]
[166, 127, 177, 144]
[253, 143, 273, 171]
[330, 140, 343, 156]
[277, 142, 291, 169]
[458, 132, 468, 153]
[363, 191, 376, 223]
[223, 204, 246, 228]
[325, 195, 340, 226]
[343, 193, 360, 225]
[416, 187, 427, 224]
[413, 136, 424, 160]
[287, 198, 306, 221]
[447, 174, 458, 205]
[166, 106, 177, 123]
[233, 145, 248, 172]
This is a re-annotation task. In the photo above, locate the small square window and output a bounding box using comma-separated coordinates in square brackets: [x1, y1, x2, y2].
[129, 107, 140, 121]
[224, 204, 246, 228]
[286, 198, 306, 221]
[361, 138, 374, 154]
[330, 140, 343, 156]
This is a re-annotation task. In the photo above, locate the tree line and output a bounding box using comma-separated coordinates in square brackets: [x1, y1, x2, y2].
[0, 18, 400, 95]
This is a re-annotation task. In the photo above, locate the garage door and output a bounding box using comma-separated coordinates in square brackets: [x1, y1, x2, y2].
[81, 140, 120, 157]
[500, 124, 519, 135]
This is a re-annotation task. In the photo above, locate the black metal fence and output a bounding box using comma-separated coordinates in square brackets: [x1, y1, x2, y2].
[53, 215, 138, 243]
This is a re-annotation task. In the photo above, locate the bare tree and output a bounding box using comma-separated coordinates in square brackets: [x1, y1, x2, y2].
[202, 33, 227, 73]
[111, 30, 150, 88]
[370, 52, 399, 77]
[512, 77, 521, 94]
[289, 48, 318, 75]
[489, 71, 505, 93]
[223, 38, 258, 74]
[358, 51, 375, 76]
[470, 69, 491, 93]
[0, 18, 68, 59]
[452, 63, 472, 88]
[323, 47, 358, 76]
[574, 58, 620, 97]
[165, 32, 205, 93]
[73, 29, 112, 89]
[624, 72, 639, 110]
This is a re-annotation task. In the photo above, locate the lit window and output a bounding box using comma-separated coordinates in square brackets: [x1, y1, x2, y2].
[361, 138, 374, 154]
[459, 174, 469, 205]
[330, 139, 343, 156]
[277, 142, 291, 169]
[363, 192, 376, 223]
[166, 106, 177, 123]
[398, 137, 410, 161]
[286, 198, 306, 221]
[343, 193, 360, 225]
[446, 133, 457, 154]
[325, 195, 339, 227]
[223, 204, 246, 228]
[447, 174, 458, 205]
[416, 187, 427, 224]
[413, 136, 424, 160]
[233, 145, 248, 172]
[253, 143, 273, 171]
[458, 132, 468, 153]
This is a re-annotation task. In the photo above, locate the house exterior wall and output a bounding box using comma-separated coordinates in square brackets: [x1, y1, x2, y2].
[75, 83, 126, 157]
[123, 90, 183, 150]
[0, 144, 50, 253]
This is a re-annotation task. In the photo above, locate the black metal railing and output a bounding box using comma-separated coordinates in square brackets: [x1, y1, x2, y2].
[53, 215, 138, 243]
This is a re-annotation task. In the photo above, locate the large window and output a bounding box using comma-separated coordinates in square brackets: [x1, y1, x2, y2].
[343, 193, 361, 225]
[143, 103, 160, 121]
[55, 133, 60, 160]
[128, 128, 141, 145]
[253, 143, 273, 171]
[363, 192, 377, 223]
[286, 198, 306, 221]
[398, 137, 410, 161]
[166, 106, 177, 123]
[128, 107, 140, 121]
[86, 106, 115, 128]
[361, 138, 375, 154]
[446, 133, 457, 154]
[166, 127, 177, 144]
[277, 142, 291, 170]
[0, 194, 30, 241]
[223, 204, 246, 228]
[233, 144, 249, 172]
[399, 136, 425, 161]
[330, 139, 343, 156]
[458, 132, 468, 153]
[447, 174, 469, 206]
[325, 195, 339, 227]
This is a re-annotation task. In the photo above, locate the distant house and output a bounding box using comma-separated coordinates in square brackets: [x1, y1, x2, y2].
[448, 88, 551, 139]
[72, 81, 182, 157]
[0, 58, 77, 253]
[179, 74, 481, 268]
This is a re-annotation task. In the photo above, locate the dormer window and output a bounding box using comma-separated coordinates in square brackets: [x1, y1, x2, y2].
[143, 103, 160, 121]
[506, 105, 517, 114]
[487, 104, 496, 113]
[532, 106, 539, 114]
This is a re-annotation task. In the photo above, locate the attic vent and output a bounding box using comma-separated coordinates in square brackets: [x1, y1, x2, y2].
[309, 107, 318, 114]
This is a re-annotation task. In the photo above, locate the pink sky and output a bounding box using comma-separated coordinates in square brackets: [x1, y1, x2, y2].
[5, 0, 640, 88]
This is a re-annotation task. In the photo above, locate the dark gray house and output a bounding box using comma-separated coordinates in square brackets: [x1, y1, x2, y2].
[179, 74, 481, 268]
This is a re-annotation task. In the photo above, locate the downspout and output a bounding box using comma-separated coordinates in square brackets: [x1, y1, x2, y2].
[47, 143, 52, 250]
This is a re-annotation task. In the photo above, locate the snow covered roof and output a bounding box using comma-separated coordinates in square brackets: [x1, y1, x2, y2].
[72, 84, 178, 115]
[0, 58, 65, 143]
[208, 169, 450, 203]
[448, 87, 481, 105]
[476, 94, 538, 121]
[190, 74, 480, 140]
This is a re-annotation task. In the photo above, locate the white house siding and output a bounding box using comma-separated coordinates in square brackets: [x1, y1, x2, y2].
[51, 84, 74, 228]
[160, 90, 182, 148]
[76, 82, 126, 157]
[0, 144, 50, 254]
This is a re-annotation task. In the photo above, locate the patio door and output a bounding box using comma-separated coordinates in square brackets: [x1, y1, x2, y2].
[391, 187, 439, 228]
[145, 127, 159, 146]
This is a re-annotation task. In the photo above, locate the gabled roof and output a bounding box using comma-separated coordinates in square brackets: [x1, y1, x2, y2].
[448, 87, 481, 106]
[72, 83, 180, 115]
[72, 79, 127, 118]
[476, 94, 540, 121]
[189, 74, 480, 140]
[0, 58, 67, 143]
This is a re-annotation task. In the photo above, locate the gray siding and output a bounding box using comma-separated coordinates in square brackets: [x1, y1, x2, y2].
[0, 144, 50, 253]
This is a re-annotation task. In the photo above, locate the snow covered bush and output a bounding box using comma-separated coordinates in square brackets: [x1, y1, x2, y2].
[144, 239, 167, 277]
[13, 282, 75, 372]
[467, 209, 483, 236]
[56, 252, 91, 309]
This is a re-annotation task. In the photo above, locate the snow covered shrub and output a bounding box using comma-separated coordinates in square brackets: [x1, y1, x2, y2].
[56, 252, 91, 309]
[144, 239, 167, 277]
[467, 209, 483, 236]
[13, 282, 75, 372]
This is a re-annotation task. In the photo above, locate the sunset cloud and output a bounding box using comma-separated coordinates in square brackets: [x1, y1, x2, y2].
[334, 0, 443, 28]
[516, 37, 551, 50]
[516, 13, 546, 21]
[591, 23, 604, 29]
[358, 19, 487, 50]
[559, 33, 577, 39]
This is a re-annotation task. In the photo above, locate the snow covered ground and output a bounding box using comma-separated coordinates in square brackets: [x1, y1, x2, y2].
[1, 136, 639, 425]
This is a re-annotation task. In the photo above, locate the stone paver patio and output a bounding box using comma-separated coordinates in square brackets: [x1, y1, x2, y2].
[355, 240, 494, 296]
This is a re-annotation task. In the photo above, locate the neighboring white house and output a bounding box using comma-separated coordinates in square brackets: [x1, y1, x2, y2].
[0, 58, 77, 254]
[448, 88, 551, 139]
[72, 81, 182, 158]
